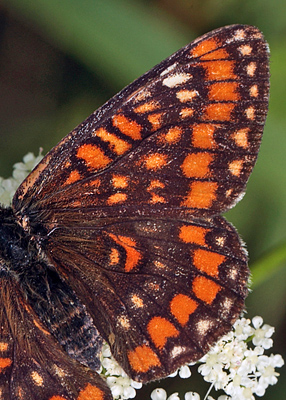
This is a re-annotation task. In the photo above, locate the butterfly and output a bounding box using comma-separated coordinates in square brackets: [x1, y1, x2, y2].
[0, 24, 269, 399]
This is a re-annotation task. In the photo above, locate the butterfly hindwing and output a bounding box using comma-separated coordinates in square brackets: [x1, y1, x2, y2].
[46, 215, 248, 381]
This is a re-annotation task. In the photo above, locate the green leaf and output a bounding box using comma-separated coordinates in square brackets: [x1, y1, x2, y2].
[250, 241, 286, 288]
[3, 0, 191, 88]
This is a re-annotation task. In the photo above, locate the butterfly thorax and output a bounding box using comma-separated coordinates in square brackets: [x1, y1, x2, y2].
[0, 206, 37, 279]
[0, 205, 103, 371]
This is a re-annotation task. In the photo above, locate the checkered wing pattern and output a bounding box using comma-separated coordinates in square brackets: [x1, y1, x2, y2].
[3, 24, 269, 395]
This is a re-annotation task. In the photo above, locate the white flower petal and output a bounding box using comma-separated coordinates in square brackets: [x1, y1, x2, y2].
[252, 316, 263, 329]
[123, 386, 136, 399]
[167, 393, 180, 400]
[151, 389, 167, 400]
[179, 365, 191, 378]
[184, 392, 200, 400]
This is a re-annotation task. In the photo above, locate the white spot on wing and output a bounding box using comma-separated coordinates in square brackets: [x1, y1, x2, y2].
[176, 89, 198, 103]
[215, 236, 225, 247]
[238, 45, 252, 56]
[118, 316, 131, 329]
[245, 106, 255, 120]
[163, 73, 192, 88]
[31, 371, 44, 386]
[228, 266, 238, 280]
[250, 85, 258, 97]
[220, 298, 234, 319]
[226, 29, 245, 44]
[246, 62, 257, 77]
[171, 346, 187, 358]
[233, 29, 246, 41]
[196, 319, 212, 335]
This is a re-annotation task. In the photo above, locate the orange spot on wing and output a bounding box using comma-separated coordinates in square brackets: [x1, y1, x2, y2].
[109, 234, 142, 272]
[148, 180, 165, 190]
[148, 113, 162, 130]
[164, 127, 182, 144]
[150, 194, 165, 204]
[113, 114, 142, 140]
[112, 175, 128, 188]
[193, 249, 225, 277]
[77, 144, 111, 170]
[192, 124, 216, 149]
[107, 193, 127, 205]
[128, 345, 161, 372]
[110, 248, 120, 265]
[203, 60, 236, 80]
[180, 108, 194, 118]
[170, 294, 198, 325]
[208, 82, 239, 101]
[78, 384, 105, 400]
[191, 38, 220, 58]
[204, 103, 235, 121]
[181, 181, 217, 209]
[96, 127, 131, 155]
[181, 152, 213, 178]
[144, 153, 167, 170]
[0, 358, 12, 371]
[179, 225, 209, 246]
[192, 276, 221, 304]
[134, 101, 159, 113]
[64, 170, 81, 186]
[200, 48, 229, 60]
[147, 317, 179, 349]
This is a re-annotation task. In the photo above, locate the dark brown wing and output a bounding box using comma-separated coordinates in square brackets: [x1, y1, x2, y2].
[46, 216, 248, 382]
[0, 275, 112, 400]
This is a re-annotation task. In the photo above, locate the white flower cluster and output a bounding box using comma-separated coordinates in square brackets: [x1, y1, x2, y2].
[0, 151, 43, 205]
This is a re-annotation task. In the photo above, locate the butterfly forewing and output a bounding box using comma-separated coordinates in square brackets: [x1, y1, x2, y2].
[13, 24, 269, 219]
[0, 24, 270, 397]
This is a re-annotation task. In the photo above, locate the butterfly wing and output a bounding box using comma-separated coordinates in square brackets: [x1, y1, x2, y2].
[11, 25, 269, 382]
[0, 275, 112, 400]
[13, 24, 269, 219]
[46, 215, 248, 382]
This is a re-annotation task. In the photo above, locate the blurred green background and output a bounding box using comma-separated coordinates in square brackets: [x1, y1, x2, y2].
[0, 0, 285, 399]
